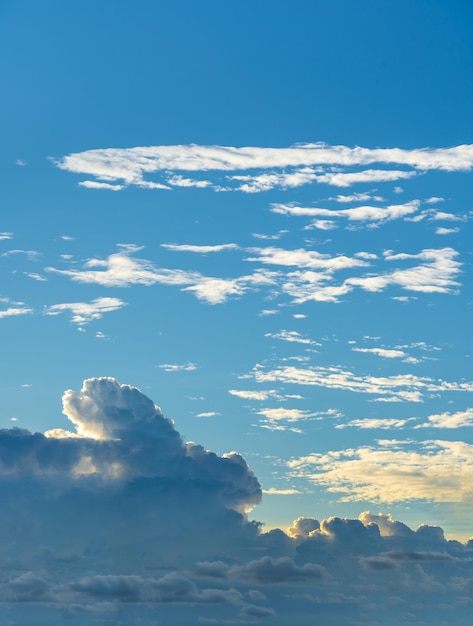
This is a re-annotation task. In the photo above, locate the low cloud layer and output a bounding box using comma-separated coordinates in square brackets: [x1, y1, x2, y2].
[1, 378, 473, 624]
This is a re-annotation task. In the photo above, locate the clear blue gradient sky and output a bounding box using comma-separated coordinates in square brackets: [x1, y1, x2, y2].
[1, 1, 473, 623]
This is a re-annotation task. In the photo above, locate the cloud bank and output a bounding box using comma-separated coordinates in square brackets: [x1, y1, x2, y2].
[1, 378, 473, 624]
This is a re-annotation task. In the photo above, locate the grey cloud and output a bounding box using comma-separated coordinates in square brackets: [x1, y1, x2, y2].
[229, 556, 328, 584]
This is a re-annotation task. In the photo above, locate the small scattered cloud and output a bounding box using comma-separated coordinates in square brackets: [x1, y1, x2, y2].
[436, 227, 460, 235]
[158, 362, 197, 372]
[0, 306, 33, 319]
[45, 297, 126, 325]
[336, 418, 415, 429]
[265, 329, 319, 346]
[78, 180, 125, 190]
[416, 408, 473, 429]
[352, 347, 407, 359]
[24, 272, 47, 281]
[262, 488, 302, 495]
[228, 389, 279, 401]
[196, 411, 221, 418]
[162, 243, 239, 253]
[1, 249, 42, 260]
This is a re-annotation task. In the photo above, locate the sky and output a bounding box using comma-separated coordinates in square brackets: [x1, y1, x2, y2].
[1, 0, 473, 623]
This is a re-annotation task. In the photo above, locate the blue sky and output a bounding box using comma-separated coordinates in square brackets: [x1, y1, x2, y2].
[2, 1, 473, 623]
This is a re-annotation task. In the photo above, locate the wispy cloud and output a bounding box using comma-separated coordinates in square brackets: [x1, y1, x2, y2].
[352, 347, 408, 359]
[330, 192, 384, 203]
[0, 232, 14, 240]
[46, 242, 462, 309]
[228, 389, 278, 401]
[46, 245, 276, 305]
[336, 418, 415, 429]
[45, 297, 126, 325]
[252, 363, 473, 402]
[272, 200, 421, 225]
[313, 169, 418, 187]
[162, 243, 239, 253]
[0, 306, 33, 319]
[265, 329, 319, 346]
[436, 227, 460, 235]
[56, 142, 473, 192]
[158, 363, 197, 372]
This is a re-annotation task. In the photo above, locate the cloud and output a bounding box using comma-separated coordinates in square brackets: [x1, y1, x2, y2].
[263, 488, 301, 495]
[56, 142, 473, 193]
[0, 232, 14, 240]
[46, 245, 275, 305]
[436, 227, 460, 235]
[287, 439, 473, 503]
[245, 246, 369, 271]
[196, 412, 221, 418]
[0, 306, 33, 319]
[416, 408, 473, 429]
[313, 169, 418, 187]
[272, 200, 420, 225]
[25, 272, 48, 281]
[45, 242, 463, 310]
[336, 418, 414, 429]
[158, 362, 197, 373]
[162, 243, 239, 253]
[251, 363, 473, 402]
[229, 556, 327, 583]
[78, 180, 125, 190]
[256, 407, 318, 423]
[330, 192, 384, 203]
[265, 329, 319, 346]
[1, 378, 473, 624]
[1, 249, 42, 260]
[228, 389, 278, 401]
[352, 347, 407, 359]
[45, 297, 126, 325]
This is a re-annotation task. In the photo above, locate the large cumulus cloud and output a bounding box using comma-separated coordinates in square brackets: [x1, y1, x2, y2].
[1, 378, 473, 625]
